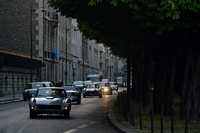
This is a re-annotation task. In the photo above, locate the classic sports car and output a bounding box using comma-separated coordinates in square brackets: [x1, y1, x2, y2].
[29, 87, 71, 118]
[62, 85, 81, 104]
[23, 82, 54, 101]
[82, 83, 102, 98]
[98, 82, 112, 95]
[109, 82, 118, 91]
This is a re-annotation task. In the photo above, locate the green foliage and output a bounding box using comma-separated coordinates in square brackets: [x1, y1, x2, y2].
[48, 0, 200, 57]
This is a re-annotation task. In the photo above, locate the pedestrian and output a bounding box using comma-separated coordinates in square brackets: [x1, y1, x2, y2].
[51, 80, 55, 86]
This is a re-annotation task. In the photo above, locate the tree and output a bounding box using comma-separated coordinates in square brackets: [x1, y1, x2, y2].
[48, 0, 200, 119]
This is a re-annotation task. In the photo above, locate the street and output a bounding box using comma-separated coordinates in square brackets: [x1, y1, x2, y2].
[0, 88, 125, 133]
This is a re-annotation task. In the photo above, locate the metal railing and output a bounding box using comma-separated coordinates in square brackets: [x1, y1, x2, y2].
[116, 90, 190, 133]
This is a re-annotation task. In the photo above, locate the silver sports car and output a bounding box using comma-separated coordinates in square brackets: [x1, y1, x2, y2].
[82, 83, 102, 98]
[29, 87, 71, 118]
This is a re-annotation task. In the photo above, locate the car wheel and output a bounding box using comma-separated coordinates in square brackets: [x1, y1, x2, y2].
[99, 95, 102, 98]
[30, 111, 36, 118]
[23, 97, 26, 101]
[23, 95, 27, 101]
[64, 111, 70, 118]
[83, 95, 86, 98]
[77, 100, 81, 104]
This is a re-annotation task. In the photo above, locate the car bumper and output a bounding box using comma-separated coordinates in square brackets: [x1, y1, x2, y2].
[83, 91, 101, 96]
[111, 87, 118, 90]
[30, 105, 70, 114]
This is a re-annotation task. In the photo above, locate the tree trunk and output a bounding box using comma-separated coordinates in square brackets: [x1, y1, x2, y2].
[142, 42, 152, 107]
[179, 30, 200, 120]
[153, 44, 166, 113]
[131, 53, 140, 102]
[164, 51, 176, 116]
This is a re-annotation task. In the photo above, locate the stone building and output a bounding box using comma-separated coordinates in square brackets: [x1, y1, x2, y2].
[0, 0, 125, 96]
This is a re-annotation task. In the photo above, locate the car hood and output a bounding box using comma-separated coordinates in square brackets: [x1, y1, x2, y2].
[34, 97, 65, 105]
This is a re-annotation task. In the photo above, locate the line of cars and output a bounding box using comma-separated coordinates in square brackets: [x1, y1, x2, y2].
[23, 80, 119, 118]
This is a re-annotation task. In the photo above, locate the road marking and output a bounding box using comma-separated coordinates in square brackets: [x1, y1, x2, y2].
[18, 120, 33, 133]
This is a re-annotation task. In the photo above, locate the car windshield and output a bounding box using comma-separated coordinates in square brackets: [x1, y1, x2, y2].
[109, 82, 116, 85]
[26, 83, 44, 89]
[84, 81, 92, 84]
[73, 81, 83, 85]
[87, 84, 99, 88]
[37, 88, 66, 97]
[66, 92, 76, 97]
[98, 83, 105, 87]
[63, 86, 77, 91]
[98, 82, 109, 87]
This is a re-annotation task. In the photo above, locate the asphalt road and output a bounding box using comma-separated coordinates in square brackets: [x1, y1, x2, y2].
[0, 88, 123, 133]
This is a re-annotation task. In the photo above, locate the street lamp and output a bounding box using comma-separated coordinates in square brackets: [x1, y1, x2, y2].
[30, 2, 46, 82]
[82, 37, 87, 81]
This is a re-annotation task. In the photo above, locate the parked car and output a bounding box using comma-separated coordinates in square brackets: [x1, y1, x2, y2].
[23, 82, 54, 101]
[82, 83, 102, 98]
[98, 82, 112, 95]
[109, 82, 118, 91]
[72, 81, 86, 91]
[62, 85, 81, 104]
[83, 80, 92, 85]
[29, 87, 71, 118]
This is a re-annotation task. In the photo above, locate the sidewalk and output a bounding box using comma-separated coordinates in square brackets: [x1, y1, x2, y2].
[0, 93, 23, 105]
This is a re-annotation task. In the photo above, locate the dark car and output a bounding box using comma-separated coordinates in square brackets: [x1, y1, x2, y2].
[109, 82, 118, 91]
[82, 83, 102, 98]
[29, 87, 71, 118]
[62, 85, 81, 104]
[98, 82, 112, 95]
[72, 81, 86, 91]
[23, 82, 53, 101]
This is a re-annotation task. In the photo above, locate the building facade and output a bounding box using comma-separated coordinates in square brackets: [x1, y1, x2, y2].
[0, 0, 124, 96]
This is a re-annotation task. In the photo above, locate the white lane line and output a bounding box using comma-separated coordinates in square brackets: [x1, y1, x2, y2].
[18, 120, 33, 133]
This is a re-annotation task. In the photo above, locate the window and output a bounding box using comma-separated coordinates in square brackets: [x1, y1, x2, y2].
[5, 77, 8, 91]
[17, 77, 19, 90]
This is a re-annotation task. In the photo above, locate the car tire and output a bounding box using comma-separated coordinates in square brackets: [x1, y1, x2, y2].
[83, 95, 86, 98]
[64, 111, 70, 118]
[23, 97, 26, 101]
[23, 95, 27, 101]
[30, 111, 36, 118]
[99, 95, 102, 98]
[77, 100, 81, 104]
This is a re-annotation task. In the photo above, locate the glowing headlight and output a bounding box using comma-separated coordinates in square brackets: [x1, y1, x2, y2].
[104, 88, 109, 92]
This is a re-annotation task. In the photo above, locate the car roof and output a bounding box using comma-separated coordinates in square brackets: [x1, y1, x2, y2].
[87, 82, 98, 84]
[38, 87, 65, 90]
[28, 82, 51, 84]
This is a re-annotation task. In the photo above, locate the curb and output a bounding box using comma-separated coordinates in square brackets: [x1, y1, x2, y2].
[107, 107, 137, 133]
[0, 98, 23, 105]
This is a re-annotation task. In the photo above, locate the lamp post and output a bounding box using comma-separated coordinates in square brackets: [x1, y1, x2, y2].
[65, 27, 78, 84]
[30, 1, 46, 82]
[82, 38, 87, 81]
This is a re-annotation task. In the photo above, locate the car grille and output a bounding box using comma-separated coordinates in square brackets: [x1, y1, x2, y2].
[37, 105, 62, 109]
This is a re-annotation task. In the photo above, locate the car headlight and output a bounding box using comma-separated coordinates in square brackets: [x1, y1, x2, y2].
[104, 88, 109, 92]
